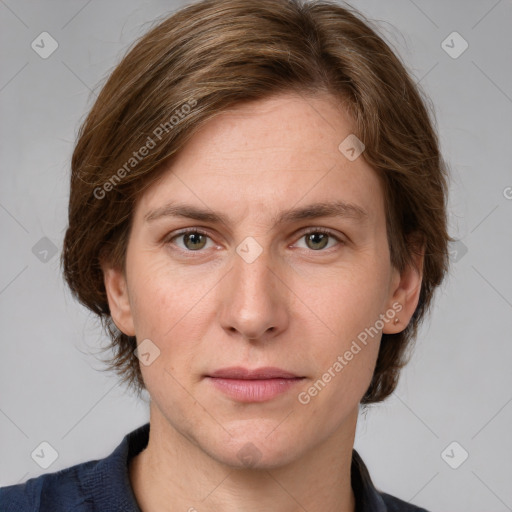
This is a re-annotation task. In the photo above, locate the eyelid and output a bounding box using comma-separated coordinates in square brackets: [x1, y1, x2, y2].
[297, 226, 343, 239]
[164, 227, 214, 246]
[291, 227, 345, 248]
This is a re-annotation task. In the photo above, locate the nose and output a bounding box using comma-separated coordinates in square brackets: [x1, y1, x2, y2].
[218, 243, 289, 342]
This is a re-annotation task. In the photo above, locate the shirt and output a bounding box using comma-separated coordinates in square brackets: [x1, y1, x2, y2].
[0, 422, 430, 511]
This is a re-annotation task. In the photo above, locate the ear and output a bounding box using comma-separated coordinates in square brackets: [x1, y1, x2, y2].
[101, 259, 136, 337]
[383, 240, 424, 335]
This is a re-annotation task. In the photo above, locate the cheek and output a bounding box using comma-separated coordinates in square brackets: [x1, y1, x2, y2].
[128, 255, 220, 387]
[302, 262, 389, 345]
[297, 307, 381, 422]
[293, 261, 388, 402]
[127, 253, 213, 337]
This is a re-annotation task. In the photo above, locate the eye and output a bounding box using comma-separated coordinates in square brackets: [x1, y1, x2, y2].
[293, 228, 343, 251]
[166, 229, 215, 251]
[165, 227, 343, 253]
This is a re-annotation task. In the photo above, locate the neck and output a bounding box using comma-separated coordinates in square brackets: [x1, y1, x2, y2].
[129, 404, 358, 512]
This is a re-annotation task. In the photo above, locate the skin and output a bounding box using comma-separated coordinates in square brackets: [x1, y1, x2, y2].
[102, 91, 423, 512]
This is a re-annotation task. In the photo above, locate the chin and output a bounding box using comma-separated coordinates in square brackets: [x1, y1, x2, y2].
[205, 428, 304, 470]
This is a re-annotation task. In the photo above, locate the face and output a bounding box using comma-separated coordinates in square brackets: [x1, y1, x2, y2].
[103, 92, 422, 469]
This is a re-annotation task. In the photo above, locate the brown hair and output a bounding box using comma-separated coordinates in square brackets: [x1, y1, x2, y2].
[61, 0, 451, 403]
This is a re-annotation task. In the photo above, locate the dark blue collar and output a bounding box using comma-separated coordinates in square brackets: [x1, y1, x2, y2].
[1, 422, 428, 511]
[84, 422, 390, 511]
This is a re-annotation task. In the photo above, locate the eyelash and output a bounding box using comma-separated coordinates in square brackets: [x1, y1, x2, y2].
[165, 227, 344, 254]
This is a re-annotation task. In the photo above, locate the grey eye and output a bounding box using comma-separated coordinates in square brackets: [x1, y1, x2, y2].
[182, 232, 208, 250]
[304, 232, 330, 250]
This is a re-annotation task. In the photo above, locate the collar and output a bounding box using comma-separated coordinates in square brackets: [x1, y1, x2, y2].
[83, 422, 388, 512]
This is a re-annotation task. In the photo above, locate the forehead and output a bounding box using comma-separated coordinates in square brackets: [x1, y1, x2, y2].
[135, 92, 384, 226]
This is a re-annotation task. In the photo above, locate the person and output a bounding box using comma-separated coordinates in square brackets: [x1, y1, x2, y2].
[0, 0, 451, 510]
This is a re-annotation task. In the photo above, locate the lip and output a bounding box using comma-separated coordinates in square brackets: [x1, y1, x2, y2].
[207, 366, 300, 379]
[205, 366, 305, 402]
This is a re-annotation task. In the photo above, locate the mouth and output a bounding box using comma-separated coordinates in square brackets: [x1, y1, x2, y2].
[204, 366, 305, 403]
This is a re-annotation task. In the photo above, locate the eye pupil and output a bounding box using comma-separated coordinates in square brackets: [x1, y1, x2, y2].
[184, 232, 207, 250]
[306, 232, 329, 250]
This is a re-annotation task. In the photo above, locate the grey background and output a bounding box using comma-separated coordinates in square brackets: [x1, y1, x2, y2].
[1, 1, 511, 510]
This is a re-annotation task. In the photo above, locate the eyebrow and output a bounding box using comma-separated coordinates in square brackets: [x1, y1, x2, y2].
[144, 200, 369, 226]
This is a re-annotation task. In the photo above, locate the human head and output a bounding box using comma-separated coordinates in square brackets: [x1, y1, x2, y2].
[62, 0, 450, 406]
